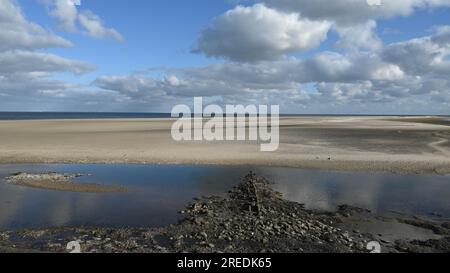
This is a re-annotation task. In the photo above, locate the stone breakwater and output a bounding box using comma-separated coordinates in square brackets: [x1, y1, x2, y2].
[1, 173, 449, 253]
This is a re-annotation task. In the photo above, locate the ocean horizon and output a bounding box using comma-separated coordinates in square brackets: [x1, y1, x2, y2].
[0, 112, 447, 121]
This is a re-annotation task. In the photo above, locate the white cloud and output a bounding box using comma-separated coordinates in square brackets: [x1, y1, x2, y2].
[45, 0, 123, 42]
[48, 0, 78, 32]
[262, 0, 450, 25]
[382, 27, 450, 76]
[0, 0, 95, 99]
[248, 0, 450, 53]
[78, 10, 123, 42]
[335, 20, 383, 51]
[94, 75, 160, 99]
[197, 2, 434, 61]
[196, 4, 331, 62]
[316, 81, 377, 103]
[0, 72, 78, 96]
[0, 50, 95, 74]
[2, 0, 450, 113]
[94, 27, 450, 113]
[0, 0, 72, 51]
[195, 1, 450, 64]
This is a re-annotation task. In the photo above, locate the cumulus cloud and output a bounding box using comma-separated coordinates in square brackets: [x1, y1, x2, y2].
[2, 0, 450, 113]
[335, 20, 383, 51]
[0, 73, 77, 95]
[78, 10, 123, 41]
[48, 0, 78, 32]
[196, 4, 331, 62]
[262, 0, 450, 25]
[0, 50, 95, 74]
[94, 75, 161, 100]
[94, 73, 243, 100]
[382, 26, 450, 76]
[45, 0, 123, 42]
[0, 0, 72, 51]
[0, 0, 95, 99]
[216, 0, 450, 55]
[94, 26, 450, 113]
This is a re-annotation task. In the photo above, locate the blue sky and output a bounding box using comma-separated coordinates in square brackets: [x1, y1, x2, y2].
[1, 0, 450, 114]
[21, 0, 233, 80]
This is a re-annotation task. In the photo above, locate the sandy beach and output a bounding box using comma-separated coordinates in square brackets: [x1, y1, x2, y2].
[0, 116, 449, 174]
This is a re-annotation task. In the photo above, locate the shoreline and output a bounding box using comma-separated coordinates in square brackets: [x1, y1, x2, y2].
[1, 158, 450, 175]
[5, 172, 128, 193]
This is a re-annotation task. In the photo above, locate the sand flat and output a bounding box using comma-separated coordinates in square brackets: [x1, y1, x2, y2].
[5, 172, 127, 193]
[0, 117, 449, 174]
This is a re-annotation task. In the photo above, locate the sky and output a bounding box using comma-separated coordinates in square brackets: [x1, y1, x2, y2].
[0, 0, 450, 114]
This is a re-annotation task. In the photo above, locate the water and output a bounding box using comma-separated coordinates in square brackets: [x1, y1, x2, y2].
[1, 112, 445, 121]
[0, 112, 172, 120]
[0, 164, 449, 230]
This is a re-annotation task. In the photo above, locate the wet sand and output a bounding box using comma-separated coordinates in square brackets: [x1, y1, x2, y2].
[5, 172, 127, 193]
[0, 116, 449, 174]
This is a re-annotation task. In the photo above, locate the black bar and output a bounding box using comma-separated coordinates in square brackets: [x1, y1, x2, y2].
[1, 253, 446, 272]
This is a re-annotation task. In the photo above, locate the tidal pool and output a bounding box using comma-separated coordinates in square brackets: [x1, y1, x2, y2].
[0, 164, 449, 230]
